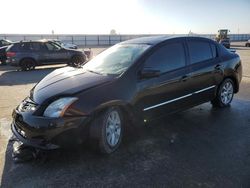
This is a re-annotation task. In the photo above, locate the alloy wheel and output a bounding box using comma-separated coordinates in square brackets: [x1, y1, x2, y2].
[105, 110, 121, 147]
[220, 81, 234, 105]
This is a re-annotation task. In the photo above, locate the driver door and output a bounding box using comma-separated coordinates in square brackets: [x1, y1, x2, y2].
[135, 40, 192, 120]
[43, 42, 69, 64]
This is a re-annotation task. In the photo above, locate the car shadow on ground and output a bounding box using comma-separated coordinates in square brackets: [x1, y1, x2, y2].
[1, 99, 250, 187]
[0, 65, 66, 86]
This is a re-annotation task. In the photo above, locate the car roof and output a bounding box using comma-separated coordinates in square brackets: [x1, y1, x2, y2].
[121, 35, 214, 45]
[11, 40, 54, 44]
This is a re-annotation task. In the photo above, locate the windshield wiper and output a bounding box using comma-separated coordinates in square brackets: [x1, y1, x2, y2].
[87, 69, 103, 75]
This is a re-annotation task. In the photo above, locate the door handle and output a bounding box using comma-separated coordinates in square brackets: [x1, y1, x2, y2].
[214, 64, 222, 70]
[181, 75, 190, 82]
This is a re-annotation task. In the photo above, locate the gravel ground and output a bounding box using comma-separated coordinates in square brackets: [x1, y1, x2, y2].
[0, 44, 250, 187]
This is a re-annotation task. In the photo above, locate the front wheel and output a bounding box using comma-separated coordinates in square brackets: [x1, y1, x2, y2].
[211, 78, 235, 107]
[70, 55, 85, 67]
[90, 107, 124, 154]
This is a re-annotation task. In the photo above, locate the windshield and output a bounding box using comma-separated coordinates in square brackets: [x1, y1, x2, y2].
[82, 44, 150, 75]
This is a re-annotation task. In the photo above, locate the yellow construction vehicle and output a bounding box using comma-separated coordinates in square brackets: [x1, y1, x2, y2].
[215, 29, 230, 48]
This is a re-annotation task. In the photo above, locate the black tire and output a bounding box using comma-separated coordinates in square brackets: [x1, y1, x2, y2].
[70, 55, 85, 67]
[20, 58, 36, 71]
[90, 107, 124, 154]
[0, 58, 6, 65]
[211, 78, 235, 107]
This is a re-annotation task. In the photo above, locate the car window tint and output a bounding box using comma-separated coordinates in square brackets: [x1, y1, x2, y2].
[188, 41, 213, 64]
[9, 44, 19, 51]
[45, 42, 60, 51]
[45, 43, 54, 50]
[20, 43, 31, 51]
[30, 43, 41, 51]
[210, 43, 217, 58]
[144, 42, 186, 73]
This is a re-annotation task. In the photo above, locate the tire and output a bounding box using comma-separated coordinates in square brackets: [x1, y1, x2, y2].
[90, 107, 124, 154]
[20, 58, 36, 71]
[0, 58, 6, 65]
[70, 55, 85, 67]
[211, 78, 235, 107]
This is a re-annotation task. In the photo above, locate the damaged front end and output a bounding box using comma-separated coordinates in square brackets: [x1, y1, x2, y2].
[11, 97, 90, 150]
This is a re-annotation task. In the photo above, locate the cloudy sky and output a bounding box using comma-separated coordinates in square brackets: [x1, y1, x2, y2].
[1, 0, 250, 34]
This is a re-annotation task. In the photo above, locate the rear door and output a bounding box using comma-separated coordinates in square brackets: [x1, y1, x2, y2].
[185, 38, 224, 104]
[29, 42, 46, 63]
[135, 40, 193, 120]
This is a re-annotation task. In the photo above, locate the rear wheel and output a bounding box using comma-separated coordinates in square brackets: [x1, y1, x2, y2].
[90, 107, 124, 154]
[20, 59, 36, 71]
[211, 78, 234, 107]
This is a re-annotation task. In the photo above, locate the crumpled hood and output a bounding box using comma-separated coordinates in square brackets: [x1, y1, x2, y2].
[31, 66, 114, 104]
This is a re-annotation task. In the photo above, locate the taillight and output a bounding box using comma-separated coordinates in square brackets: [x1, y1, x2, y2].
[6, 52, 16, 57]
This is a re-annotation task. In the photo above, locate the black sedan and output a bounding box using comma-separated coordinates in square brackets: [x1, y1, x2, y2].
[11, 36, 242, 153]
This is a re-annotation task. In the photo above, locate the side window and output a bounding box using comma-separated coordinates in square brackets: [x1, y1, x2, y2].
[19, 43, 31, 51]
[45, 42, 60, 51]
[30, 42, 42, 51]
[210, 43, 217, 58]
[188, 41, 213, 64]
[144, 42, 186, 73]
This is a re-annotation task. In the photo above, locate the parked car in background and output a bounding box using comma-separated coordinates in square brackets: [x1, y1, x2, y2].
[49, 39, 78, 49]
[84, 48, 93, 59]
[6, 40, 86, 70]
[0, 39, 13, 64]
[219, 39, 230, 49]
[0, 39, 12, 48]
[0, 46, 9, 65]
[11, 36, 242, 154]
[245, 39, 250, 47]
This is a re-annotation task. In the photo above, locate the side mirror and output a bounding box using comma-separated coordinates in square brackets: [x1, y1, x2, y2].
[139, 68, 161, 79]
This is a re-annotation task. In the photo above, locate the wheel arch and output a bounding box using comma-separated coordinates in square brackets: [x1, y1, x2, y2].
[71, 53, 86, 61]
[222, 76, 239, 93]
[19, 57, 37, 66]
[92, 100, 136, 125]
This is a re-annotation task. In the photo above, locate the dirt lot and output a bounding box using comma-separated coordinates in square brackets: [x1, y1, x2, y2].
[0, 44, 250, 187]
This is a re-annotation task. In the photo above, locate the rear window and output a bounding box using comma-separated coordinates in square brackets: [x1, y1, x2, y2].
[188, 41, 213, 64]
[8, 43, 20, 51]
